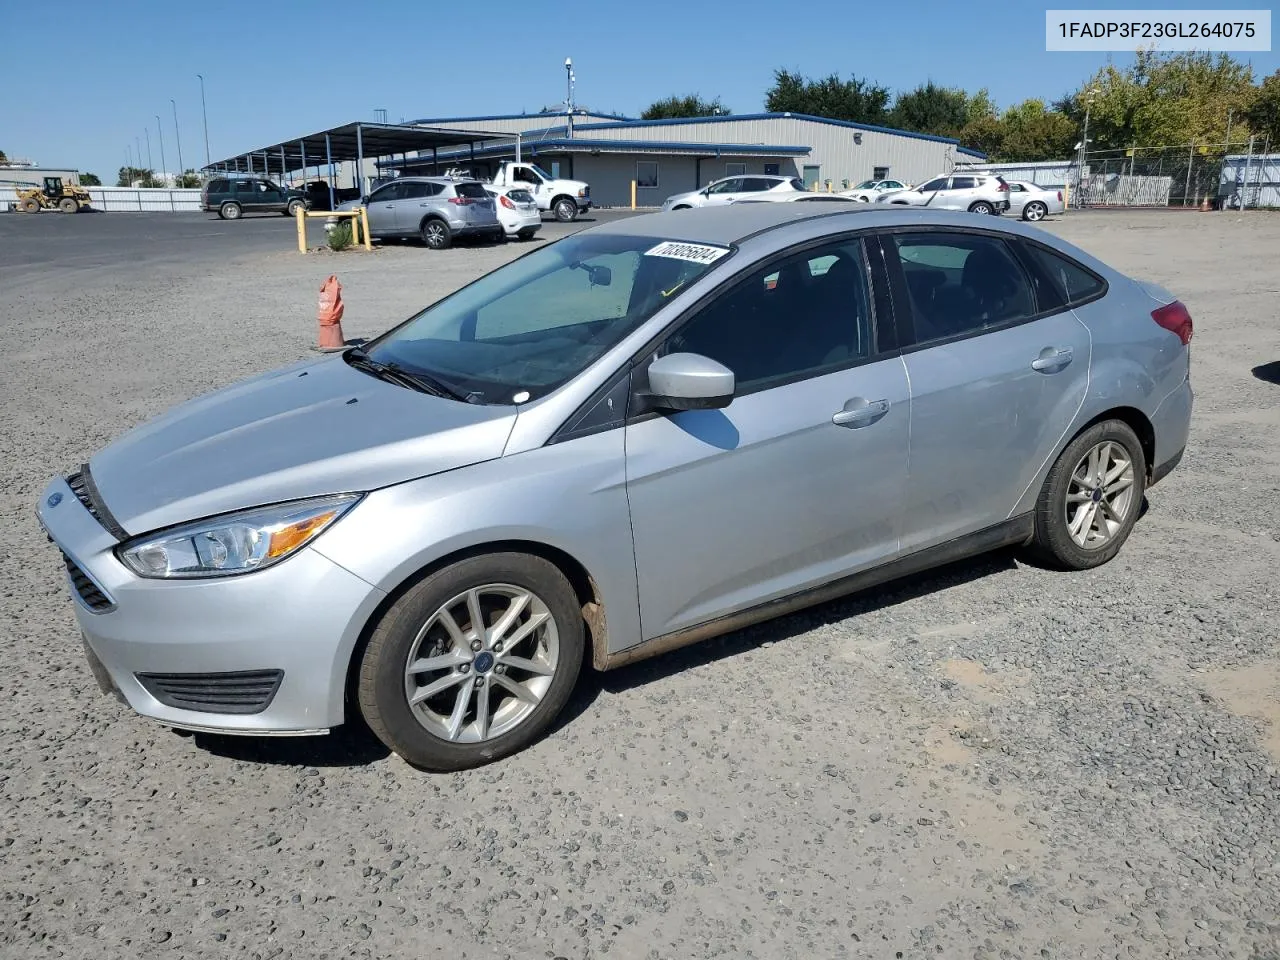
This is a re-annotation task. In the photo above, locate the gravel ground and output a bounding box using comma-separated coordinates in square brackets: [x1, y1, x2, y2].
[2, 210, 1279, 960]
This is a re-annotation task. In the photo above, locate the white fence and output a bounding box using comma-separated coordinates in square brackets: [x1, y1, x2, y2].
[1, 186, 203, 212]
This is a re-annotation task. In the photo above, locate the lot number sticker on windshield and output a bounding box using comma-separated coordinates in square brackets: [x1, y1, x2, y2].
[645, 241, 730, 265]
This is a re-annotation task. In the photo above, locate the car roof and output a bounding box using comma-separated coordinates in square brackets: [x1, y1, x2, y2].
[588, 204, 1043, 245]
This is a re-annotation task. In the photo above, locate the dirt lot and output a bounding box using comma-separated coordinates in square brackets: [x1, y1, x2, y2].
[1, 210, 1279, 960]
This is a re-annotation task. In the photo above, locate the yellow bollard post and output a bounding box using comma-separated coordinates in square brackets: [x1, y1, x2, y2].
[296, 206, 306, 253]
[360, 208, 372, 251]
[631, 180, 636, 210]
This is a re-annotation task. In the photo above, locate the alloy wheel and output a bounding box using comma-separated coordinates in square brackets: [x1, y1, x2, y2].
[402, 583, 559, 743]
[1065, 441, 1136, 549]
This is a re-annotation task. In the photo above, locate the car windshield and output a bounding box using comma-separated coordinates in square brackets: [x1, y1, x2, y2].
[854, 180, 877, 189]
[363, 233, 732, 404]
[529, 165, 555, 181]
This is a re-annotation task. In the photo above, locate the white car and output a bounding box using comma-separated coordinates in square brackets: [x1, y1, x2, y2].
[739, 192, 859, 204]
[1004, 180, 1066, 221]
[484, 185, 542, 240]
[840, 178, 911, 202]
[661, 175, 808, 211]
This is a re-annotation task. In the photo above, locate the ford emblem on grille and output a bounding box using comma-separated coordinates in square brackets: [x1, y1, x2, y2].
[46, 492, 63, 508]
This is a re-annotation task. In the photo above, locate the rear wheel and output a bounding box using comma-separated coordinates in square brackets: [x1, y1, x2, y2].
[421, 218, 452, 250]
[968, 200, 994, 215]
[1022, 201, 1047, 222]
[20, 198, 41, 213]
[356, 552, 585, 771]
[552, 196, 578, 222]
[517, 228, 537, 241]
[58, 197, 79, 214]
[1029, 420, 1147, 570]
[219, 202, 242, 221]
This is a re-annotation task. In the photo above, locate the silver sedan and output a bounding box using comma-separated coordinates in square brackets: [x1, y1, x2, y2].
[38, 204, 1192, 771]
[1006, 180, 1066, 221]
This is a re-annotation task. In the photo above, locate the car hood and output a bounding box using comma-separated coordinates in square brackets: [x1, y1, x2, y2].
[335, 198, 363, 212]
[663, 190, 701, 207]
[89, 355, 516, 536]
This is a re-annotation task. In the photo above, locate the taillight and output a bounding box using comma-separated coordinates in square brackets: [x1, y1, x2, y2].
[997, 181, 1009, 192]
[1057, 191, 1063, 202]
[500, 195, 515, 209]
[1152, 300, 1193, 345]
[448, 196, 474, 205]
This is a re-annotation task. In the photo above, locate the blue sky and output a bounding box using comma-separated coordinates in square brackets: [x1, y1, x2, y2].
[1, 0, 1275, 181]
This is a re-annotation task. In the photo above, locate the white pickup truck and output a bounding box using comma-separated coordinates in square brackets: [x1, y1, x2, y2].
[487, 161, 591, 222]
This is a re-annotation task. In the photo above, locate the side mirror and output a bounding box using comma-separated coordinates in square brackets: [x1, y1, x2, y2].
[586, 264, 611, 287]
[645, 353, 735, 412]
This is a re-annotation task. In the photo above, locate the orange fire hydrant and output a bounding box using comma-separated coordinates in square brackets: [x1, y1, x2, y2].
[316, 274, 346, 351]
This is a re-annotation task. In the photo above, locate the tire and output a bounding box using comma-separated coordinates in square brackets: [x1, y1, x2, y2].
[517, 228, 537, 241]
[1022, 201, 1047, 222]
[219, 202, 242, 221]
[58, 198, 79, 214]
[671, 205, 691, 211]
[421, 218, 452, 249]
[1029, 419, 1147, 571]
[552, 196, 578, 222]
[968, 201, 994, 215]
[356, 552, 585, 771]
[20, 198, 41, 213]
[286, 199, 305, 217]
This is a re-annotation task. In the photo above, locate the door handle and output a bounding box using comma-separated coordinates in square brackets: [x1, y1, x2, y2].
[1031, 346, 1074, 372]
[832, 397, 890, 428]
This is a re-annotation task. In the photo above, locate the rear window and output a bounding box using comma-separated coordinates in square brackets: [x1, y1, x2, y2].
[789, 178, 807, 191]
[452, 182, 489, 200]
[1022, 242, 1107, 307]
[508, 189, 534, 203]
[207, 179, 228, 192]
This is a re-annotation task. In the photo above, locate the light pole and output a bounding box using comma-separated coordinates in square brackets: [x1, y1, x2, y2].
[156, 115, 167, 186]
[144, 128, 153, 172]
[171, 99, 185, 183]
[1075, 86, 1098, 208]
[197, 74, 211, 168]
[564, 57, 575, 139]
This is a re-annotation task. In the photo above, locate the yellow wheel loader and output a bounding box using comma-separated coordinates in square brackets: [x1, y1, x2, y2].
[14, 176, 92, 213]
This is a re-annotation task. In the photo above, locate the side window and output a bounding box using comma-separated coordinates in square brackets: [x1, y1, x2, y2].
[706, 179, 741, 195]
[209, 179, 228, 192]
[234, 181, 255, 194]
[890, 232, 1037, 344]
[919, 177, 948, 192]
[367, 183, 403, 203]
[1022, 242, 1107, 306]
[949, 176, 976, 190]
[742, 178, 775, 192]
[400, 181, 431, 200]
[668, 241, 873, 392]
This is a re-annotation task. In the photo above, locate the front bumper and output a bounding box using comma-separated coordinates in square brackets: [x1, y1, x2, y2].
[36, 475, 386, 735]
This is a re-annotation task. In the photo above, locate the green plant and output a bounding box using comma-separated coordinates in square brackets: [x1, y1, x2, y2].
[79, 172, 102, 186]
[327, 220, 353, 252]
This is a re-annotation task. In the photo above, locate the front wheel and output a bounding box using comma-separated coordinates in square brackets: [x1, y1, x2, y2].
[58, 198, 80, 214]
[421, 218, 452, 250]
[286, 199, 305, 217]
[1029, 420, 1147, 570]
[356, 553, 585, 771]
[219, 202, 242, 221]
[1022, 201, 1047, 222]
[968, 201, 994, 215]
[552, 197, 578, 222]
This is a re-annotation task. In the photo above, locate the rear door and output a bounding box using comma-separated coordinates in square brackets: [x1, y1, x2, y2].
[939, 175, 977, 211]
[878, 229, 1091, 552]
[624, 236, 911, 639]
[394, 181, 433, 233]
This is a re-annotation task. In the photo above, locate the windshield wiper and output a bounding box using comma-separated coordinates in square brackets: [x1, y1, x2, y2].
[344, 348, 470, 402]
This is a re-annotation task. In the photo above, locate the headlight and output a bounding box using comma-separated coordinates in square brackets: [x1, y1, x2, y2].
[578, 188, 587, 197]
[118, 494, 361, 579]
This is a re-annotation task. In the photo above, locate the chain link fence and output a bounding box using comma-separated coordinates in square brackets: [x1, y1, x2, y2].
[1073, 140, 1275, 209]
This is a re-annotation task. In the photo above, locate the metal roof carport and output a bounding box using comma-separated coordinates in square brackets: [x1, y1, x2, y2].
[204, 121, 511, 206]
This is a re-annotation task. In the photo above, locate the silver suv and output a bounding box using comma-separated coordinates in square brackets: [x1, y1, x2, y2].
[335, 177, 503, 250]
[877, 172, 1010, 215]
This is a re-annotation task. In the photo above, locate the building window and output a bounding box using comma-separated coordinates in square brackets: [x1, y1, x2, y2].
[725, 162, 746, 176]
[873, 166, 890, 180]
[550, 161, 562, 178]
[636, 161, 659, 189]
[764, 163, 780, 176]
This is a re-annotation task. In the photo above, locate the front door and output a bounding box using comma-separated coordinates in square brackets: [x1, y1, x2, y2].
[625, 238, 911, 640]
[363, 181, 404, 235]
[879, 230, 1092, 552]
[394, 181, 432, 233]
[701, 177, 745, 206]
[803, 165, 821, 190]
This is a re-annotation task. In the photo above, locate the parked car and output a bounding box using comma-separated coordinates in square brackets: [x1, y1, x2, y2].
[662, 175, 808, 210]
[202, 177, 308, 220]
[841, 178, 911, 201]
[299, 180, 361, 213]
[739, 192, 860, 204]
[1003, 179, 1066, 221]
[37, 204, 1192, 771]
[484, 184, 542, 240]
[487, 161, 591, 222]
[877, 173, 1011, 215]
[330, 176, 503, 250]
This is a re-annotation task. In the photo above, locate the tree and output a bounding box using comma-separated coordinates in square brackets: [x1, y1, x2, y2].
[116, 166, 161, 187]
[641, 94, 730, 120]
[765, 69, 890, 124]
[79, 172, 102, 186]
[996, 99, 1076, 161]
[1244, 70, 1280, 144]
[890, 81, 970, 138]
[174, 169, 201, 188]
[0, 149, 7, 163]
